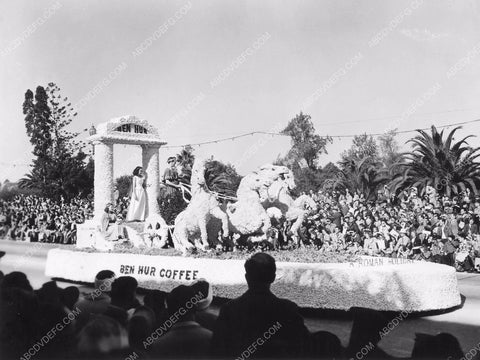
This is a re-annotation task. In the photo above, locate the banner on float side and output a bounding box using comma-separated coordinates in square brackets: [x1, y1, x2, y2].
[46, 248, 246, 284]
[45, 249, 462, 311]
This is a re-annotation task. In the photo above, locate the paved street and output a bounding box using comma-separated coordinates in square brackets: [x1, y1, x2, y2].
[1, 239, 479, 358]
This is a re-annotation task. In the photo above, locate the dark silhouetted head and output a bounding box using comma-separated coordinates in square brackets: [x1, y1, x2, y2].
[311, 331, 342, 358]
[166, 285, 196, 320]
[244, 253, 276, 288]
[77, 315, 128, 356]
[143, 289, 168, 326]
[190, 279, 212, 311]
[1, 272, 33, 292]
[411, 332, 464, 359]
[110, 276, 138, 310]
[94, 270, 116, 292]
[61, 286, 80, 310]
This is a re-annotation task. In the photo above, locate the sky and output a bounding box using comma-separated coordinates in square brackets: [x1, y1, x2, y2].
[1, 0, 480, 182]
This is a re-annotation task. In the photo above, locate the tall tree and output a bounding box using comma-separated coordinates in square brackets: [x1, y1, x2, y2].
[317, 162, 341, 191]
[176, 145, 195, 182]
[336, 133, 384, 198]
[378, 129, 402, 167]
[23, 87, 52, 157]
[341, 133, 379, 164]
[46, 82, 80, 157]
[281, 112, 332, 170]
[20, 83, 93, 199]
[332, 157, 388, 200]
[390, 126, 480, 196]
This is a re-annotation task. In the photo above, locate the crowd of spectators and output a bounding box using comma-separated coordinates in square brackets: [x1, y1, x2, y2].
[0, 253, 466, 359]
[294, 187, 480, 272]
[2, 185, 480, 273]
[0, 195, 94, 244]
[0, 189, 135, 245]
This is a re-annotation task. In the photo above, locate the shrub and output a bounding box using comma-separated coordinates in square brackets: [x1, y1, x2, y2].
[158, 190, 187, 225]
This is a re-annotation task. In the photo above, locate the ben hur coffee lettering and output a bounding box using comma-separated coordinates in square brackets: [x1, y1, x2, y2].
[119, 264, 199, 281]
[114, 124, 148, 134]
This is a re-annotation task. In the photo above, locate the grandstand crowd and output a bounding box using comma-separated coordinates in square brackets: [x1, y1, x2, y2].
[297, 187, 480, 272]
[0, 195, 93, 244]
[1, 185, 480, 272]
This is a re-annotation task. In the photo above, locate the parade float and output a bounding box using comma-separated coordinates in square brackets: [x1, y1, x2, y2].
[45, 116, 462, 312]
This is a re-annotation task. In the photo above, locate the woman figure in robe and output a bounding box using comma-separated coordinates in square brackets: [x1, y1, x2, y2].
[100, 203, 123, 241]
[126, 166, 147, 221]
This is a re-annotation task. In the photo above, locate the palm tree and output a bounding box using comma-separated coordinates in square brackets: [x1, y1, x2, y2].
[390, 125, 480, 196]
[328, 157, 388, 200]
[176, 145, 195, 182]
[18, 173, 36, 190]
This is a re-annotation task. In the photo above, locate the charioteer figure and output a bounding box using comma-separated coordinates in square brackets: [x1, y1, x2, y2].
[162, 157, 181, 197]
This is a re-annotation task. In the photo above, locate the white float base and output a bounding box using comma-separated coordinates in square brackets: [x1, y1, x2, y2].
[45, 249, 462, 311]
[76, 220, 98, 248]
[76, 220, 146, 250]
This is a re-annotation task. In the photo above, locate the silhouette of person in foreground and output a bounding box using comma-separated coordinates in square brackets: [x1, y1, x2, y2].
[150, 284, 212, 358]
[411, 332, 464, 360]
[211, 252, 311, 358]
[347, 307, 394, 359]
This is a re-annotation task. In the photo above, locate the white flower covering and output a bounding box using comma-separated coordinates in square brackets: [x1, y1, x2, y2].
[89, 115, 166, 146]
[86, 115, 165, 219]
[98, 115, 159, 136]
[93, 142, 114, 219]
[46, 250, 461, 312]
[226, 164, 298, 237]
[227, 173, 272, 235]
[173, 158, 230, 253]
[272, 259, 461, 311]
[142, 146, 161, 216]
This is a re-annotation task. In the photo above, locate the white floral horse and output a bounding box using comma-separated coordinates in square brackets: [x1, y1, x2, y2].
[172, 158, 229, 254]
[286, 195, 317, 244]
[262, 169, 317, 245]
[226, 172, 273, 240]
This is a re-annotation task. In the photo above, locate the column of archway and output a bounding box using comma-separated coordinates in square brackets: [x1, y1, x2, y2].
[93, 140, 114, 219]
[142, 144, 161, 218]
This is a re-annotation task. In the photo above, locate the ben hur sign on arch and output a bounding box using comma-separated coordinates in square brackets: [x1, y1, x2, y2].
[87, 115, 167, 220]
